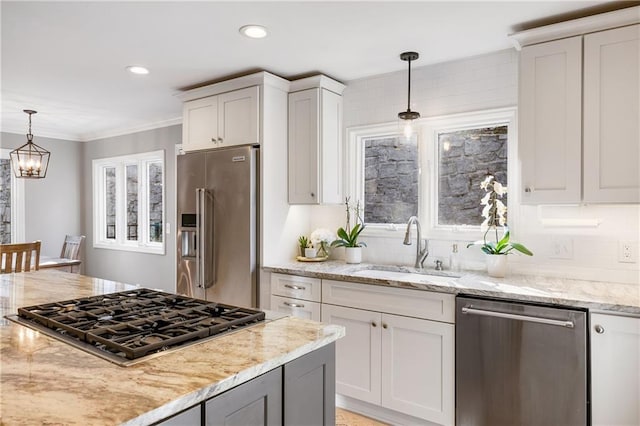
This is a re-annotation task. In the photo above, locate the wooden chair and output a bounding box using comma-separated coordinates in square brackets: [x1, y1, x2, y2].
[0, 241, 41, 273]
[60, 235, 85, 260]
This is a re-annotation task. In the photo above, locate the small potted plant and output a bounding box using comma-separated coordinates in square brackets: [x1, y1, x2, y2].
[467, 175, 532, 277]
[298, 236, 313, 258]
[331, 197, 366, 264]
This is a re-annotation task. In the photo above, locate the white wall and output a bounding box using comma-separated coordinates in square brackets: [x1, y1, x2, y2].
[304, 49, 639, 285]
[0, 132, 83, 258]
[83, 125, 179, 292]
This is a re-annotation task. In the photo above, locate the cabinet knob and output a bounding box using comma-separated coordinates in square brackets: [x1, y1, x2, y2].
[594, 324, 605, 334]
[382, 323, 388, 329]
[524, 187, 532, 193]
[218, 137, 223, 143]
[310, 192, 315, 198]
[371, 322, 377, 327]
[211, 137, 216, 143]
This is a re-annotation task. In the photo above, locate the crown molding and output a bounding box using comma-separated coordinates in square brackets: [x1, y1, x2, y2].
[509, 6, 640, 50]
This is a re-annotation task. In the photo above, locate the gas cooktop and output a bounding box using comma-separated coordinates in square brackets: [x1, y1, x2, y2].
[9, 288, 265, 366]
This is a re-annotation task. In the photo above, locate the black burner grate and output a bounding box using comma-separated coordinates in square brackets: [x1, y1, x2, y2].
[17, 288, 265, 360]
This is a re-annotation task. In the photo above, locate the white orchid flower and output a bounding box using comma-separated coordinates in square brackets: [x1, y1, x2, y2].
[310, 228, 335, 245]
[493, 181, 507, 196]
[480, 192, 491, 206]
[481, 203, 491, 219]
[480, 175, 494, 190]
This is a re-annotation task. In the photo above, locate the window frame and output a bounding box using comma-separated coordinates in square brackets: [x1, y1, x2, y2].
[0, 149, 25, 243]
[92, 150, 165, 254]
[345, 107, 518, 240]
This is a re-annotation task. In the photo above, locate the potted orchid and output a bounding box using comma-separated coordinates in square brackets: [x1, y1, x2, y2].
[467, 175, 532, 277]
[331, 197, 366, 264]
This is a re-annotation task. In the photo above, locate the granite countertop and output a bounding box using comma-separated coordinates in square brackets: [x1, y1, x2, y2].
[0, 270, 345, 426]
[264, 261, 640, 315]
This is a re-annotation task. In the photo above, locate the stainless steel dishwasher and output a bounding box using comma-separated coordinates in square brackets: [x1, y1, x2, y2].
[456, 296, 588, 426]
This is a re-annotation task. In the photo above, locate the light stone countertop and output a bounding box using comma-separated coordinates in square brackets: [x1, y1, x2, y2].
[264, 261, 640, 315]
[0, 270, 345, 426]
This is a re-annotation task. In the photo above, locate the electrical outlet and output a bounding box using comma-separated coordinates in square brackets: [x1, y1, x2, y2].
[618, 241, 638, 263]
[550, 237, 573, 260]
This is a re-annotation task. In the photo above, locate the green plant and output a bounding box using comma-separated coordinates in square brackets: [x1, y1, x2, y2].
[298, 235, 310, 254]
[467, 175, 533, 256]
[331, 197, 367, 248]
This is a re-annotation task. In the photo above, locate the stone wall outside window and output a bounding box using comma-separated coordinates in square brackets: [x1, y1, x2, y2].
[0, 159, 11, 244]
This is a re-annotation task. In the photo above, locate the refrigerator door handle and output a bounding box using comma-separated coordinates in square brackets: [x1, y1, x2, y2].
[196, 188, 203, 288]
[202, 188, 215, 289]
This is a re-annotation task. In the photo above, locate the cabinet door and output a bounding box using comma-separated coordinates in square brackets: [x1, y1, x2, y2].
[519, 36, 582, 204]
[157, 404, 202, 425]
[218, 86, 260, 148]
[319, 89, 343, 204]
[381, 313, 454, 425]
[321, 304, 381, 404]
[271, 295, 321, 321]
[591, 313, 640, 426]
[289, 88, 320, 204]
[584, 25, 640, 203]
[284, 343, 336, 426]
[205, 368, 282, 426]
[183, 96, 219, 152]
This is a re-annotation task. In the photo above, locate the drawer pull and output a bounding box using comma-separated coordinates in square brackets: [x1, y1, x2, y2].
[594, 324, 605, 334]
[382, 323, 388, 329]
[284, 284, 306, 291]
[283, 301, 304, 308]
[371, 322, 377, 327]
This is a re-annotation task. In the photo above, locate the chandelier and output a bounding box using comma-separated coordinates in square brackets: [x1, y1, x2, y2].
[10, 109, 50, 179]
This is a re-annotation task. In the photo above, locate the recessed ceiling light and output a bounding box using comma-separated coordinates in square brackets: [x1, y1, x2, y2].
[126, 65, 150, 75]
[239, 25, 268, 39]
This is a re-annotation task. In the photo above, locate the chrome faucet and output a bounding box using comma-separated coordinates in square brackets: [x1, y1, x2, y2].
[403, 216, 429, 268]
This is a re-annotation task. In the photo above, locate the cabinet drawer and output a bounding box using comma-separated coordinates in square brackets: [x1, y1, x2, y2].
[271, 295, 321, 321]
[322, 279, 455, 323]
[271, 273, 321, 302]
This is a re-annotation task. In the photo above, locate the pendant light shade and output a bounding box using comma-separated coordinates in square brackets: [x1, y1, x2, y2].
[398, 51, 420, 139]
[10, 110, 50, 179]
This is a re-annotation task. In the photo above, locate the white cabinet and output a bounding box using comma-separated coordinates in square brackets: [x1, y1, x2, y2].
[591, 313, 640, 426]
[583, 24, 640, 203]
[519, 36, 582, 204]
[270, 273, 321, 321]
[321, 279, 455, 425]
[182, 86, 259, 152]
[518, 22, 640, 204]
[288, 75, 345, 204]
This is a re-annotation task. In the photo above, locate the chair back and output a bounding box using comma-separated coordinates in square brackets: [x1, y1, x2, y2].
[60, 235, 85, 260]
[0, 241, 41, 273]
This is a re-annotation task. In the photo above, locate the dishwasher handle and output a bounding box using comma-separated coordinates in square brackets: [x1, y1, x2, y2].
[461, 306, 575, 328]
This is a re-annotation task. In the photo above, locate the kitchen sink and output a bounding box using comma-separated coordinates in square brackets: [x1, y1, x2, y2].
[352, 266, 460, 286]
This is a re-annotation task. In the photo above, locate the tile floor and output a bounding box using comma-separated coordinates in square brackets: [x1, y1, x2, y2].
[336, 408, 389, 426]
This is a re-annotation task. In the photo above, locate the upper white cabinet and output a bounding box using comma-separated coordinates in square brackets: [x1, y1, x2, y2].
[515, 7, 640, 204]
[591, 313, 640, 426]
[182, 85, 259, 152]
[519, 36, 583, 204]
[288, 75, 345, 204]
[583, 24, 640, 203]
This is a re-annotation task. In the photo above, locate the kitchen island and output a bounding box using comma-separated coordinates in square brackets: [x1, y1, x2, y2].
[0, 270, 345, 425]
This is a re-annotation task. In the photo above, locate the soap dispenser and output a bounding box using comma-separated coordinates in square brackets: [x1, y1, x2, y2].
[450, 243, 460, 272]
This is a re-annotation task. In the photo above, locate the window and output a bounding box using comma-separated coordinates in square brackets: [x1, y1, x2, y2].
[0, 149, 25, 243]
[346, 107, 516, 238]
[93, 150, 165, 254]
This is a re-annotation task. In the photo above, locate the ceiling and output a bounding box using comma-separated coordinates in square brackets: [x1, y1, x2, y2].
[0, 1, 624, 142]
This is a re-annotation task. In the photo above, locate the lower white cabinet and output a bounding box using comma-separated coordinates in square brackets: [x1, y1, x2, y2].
[321, 303, 454, 425]
[591, 313, 640, 426]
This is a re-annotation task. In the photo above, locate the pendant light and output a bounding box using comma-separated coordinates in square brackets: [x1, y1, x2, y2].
[398, 51, 420, 139]
[10, 110, 50, 179]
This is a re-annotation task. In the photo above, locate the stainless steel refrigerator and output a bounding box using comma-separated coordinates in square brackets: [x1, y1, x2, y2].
[177, 145, 259, 308]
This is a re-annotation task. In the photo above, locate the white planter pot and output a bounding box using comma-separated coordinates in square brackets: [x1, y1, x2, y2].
[344, 247, 362, 264]
[486, 254, 508, 278]
[304, 248, 317, 258]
